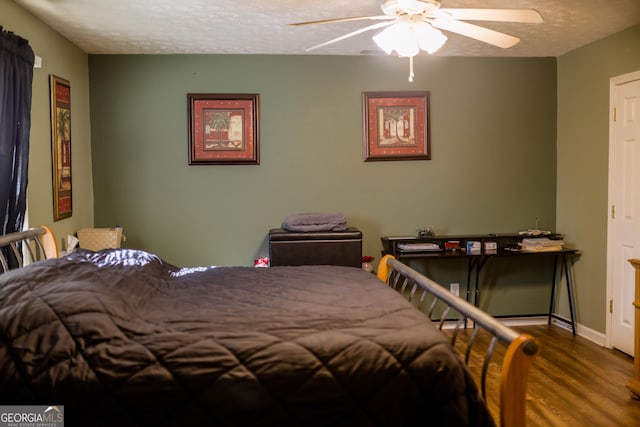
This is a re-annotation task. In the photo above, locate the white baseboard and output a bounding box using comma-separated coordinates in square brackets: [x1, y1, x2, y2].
[550, 316, 607, 346]
[441, 315, 608, 347]
[440, 316, 548, 330]
[498, 315, 607, 347]
[497, 316, 548, 327]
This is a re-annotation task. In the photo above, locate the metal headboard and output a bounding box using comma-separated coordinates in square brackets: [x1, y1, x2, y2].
[380, 255, 539, 427]
[0, 227, 50, 273]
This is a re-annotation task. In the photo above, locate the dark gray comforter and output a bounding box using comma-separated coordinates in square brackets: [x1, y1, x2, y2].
[0, 249, 494, 426]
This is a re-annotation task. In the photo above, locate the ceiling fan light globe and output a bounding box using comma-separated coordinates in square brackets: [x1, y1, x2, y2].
[416, 24, 447, 54]
[372, 31, 394, 54]
[373, 17, 446, 56]
[373, 21, 419, 56]
[397, 41, 420, 57]
[373, 22, 412, 54]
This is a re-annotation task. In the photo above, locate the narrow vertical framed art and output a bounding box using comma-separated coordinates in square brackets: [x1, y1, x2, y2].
[49, 75, 72, 221]
[362, 91, 431, 161]
[187, 93, 260, 165]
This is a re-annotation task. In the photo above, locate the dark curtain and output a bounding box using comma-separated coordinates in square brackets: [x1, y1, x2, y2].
[0, 26, 34, 237]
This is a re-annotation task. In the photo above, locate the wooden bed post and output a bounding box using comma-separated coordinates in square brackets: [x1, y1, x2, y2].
[39, 225, 59, 259]
[376, 254, 395, 282]
[500, 334, 539, 427]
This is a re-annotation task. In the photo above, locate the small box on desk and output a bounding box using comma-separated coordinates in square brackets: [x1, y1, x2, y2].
[444, 240, 461, 251]
[484, 241, 497, 253]
[269, 228, 362, 267]
[466, 241, 481, 254]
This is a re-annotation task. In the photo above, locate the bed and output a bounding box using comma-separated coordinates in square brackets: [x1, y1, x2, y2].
[0, 227, 538, 426]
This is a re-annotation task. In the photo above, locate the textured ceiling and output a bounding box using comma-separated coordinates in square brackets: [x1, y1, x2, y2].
[14, 0, 640, 57]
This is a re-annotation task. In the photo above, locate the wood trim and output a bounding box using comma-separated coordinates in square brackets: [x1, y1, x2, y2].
[39, 225, 58, 259]
[627, 259, 640, 397]
[500, 334, 539, 427]
[376, 254, 394, 282]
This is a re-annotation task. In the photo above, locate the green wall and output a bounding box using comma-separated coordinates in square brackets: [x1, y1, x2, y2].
[88, 54, 557, 316]
[6, 0, 640, 334]
[12, 0, 599, 324]
[88, 54, 557, 271]
[2, 0, 93, 242]
[557, 25, 640, 333]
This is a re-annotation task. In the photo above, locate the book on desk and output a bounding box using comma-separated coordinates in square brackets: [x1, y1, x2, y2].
[519, 237, 565, 252]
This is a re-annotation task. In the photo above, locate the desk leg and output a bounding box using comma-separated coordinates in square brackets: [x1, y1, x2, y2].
[466, 258, 473, 305]
[563, 253, 577, 335]
[474, 257, 487, 307]
[465, 257, 483, 328]
[548, 254, 559, 326]
[549, 254, 577, 335]
[465, 258, 475, 329]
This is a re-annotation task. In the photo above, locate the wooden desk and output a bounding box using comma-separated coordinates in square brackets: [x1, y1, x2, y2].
[381, 234, 579, 334]
[628, 259, 640, 397]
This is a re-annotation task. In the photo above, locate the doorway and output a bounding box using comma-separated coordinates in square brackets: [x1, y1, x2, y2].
[607, 70, 640, 356]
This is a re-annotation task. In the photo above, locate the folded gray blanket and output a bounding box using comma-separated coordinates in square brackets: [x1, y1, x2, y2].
[282, 213, 348, 232]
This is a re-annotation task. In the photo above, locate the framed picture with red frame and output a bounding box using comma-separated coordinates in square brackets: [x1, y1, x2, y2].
[362, 91, 430, 161]
[187, 93, 260, 165]
[50, 75, 73, 221]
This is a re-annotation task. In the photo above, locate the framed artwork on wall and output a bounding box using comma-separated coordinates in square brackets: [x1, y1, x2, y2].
[362, 91, 431, 161]
[187, 93, 260, 165]
[49, 75, 72, 221]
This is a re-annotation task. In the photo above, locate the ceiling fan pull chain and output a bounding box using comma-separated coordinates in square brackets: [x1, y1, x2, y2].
[408, 56, 415, 82]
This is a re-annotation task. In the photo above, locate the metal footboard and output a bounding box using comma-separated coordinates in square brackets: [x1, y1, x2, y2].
[380, 255, 539, 427]
[0, 227, 54, 273]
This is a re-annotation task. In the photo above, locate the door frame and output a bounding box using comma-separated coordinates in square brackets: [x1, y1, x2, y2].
[606, 69, 640, 349]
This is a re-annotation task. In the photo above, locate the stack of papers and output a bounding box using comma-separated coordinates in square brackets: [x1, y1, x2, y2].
[398, 243, 442, 252]
[519, 238, 565, 252]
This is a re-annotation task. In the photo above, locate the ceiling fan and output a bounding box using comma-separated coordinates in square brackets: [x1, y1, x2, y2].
[291, 0, 543, 81]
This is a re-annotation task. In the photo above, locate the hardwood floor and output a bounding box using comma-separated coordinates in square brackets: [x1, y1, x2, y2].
[446, 324, 640, 426]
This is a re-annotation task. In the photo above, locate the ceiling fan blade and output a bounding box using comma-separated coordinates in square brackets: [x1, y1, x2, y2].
[440, 8, 543, 23]
[431, 18, 520, 48]
[305, 21, 394, 51]
[290, 15, 393, 27]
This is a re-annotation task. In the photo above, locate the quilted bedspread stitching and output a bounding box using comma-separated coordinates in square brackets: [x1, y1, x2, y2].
[0, 252, 488, 426]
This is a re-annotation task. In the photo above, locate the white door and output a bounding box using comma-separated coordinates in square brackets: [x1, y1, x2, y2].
[609, 72, 640, 356]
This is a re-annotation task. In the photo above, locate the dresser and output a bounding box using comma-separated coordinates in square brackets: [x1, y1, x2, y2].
[628, 259, 640, 397]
